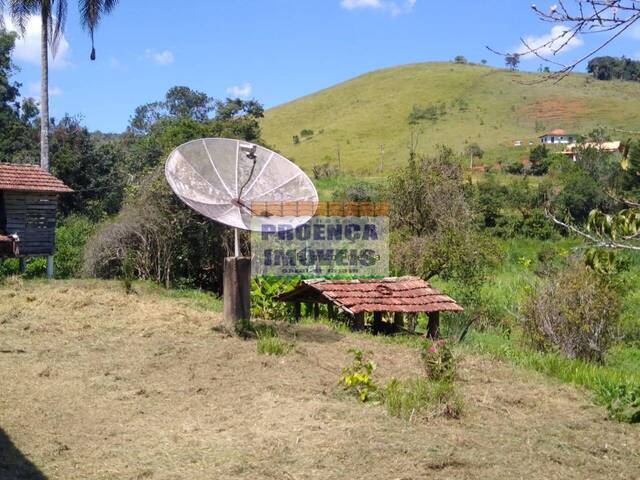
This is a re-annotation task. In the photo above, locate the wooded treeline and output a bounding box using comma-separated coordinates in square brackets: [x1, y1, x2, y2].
[587, 56, 640, 82]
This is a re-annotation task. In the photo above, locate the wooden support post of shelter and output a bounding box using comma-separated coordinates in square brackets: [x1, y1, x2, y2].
[223, 257, 251, 334]
[313, 303, 320, 320]
[293, 302, 301, 322]
[393, 312, 404, 329]
[427, 311, 440, 339]
[353, 312, 365, 330]
[372, 311, 383, 335]
[328, 303, 335, 320]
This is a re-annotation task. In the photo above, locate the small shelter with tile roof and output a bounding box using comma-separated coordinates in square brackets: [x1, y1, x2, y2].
[0, 163, 72, 275]
[277, 276, 463, 337]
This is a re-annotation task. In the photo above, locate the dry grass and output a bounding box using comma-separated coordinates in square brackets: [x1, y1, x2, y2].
[1, 279, 639, 479]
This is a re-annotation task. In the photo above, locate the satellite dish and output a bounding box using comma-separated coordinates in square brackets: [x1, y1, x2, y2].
[165, 138, 318, 255]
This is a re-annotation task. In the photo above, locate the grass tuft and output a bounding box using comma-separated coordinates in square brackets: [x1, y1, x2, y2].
[255, 324, 294, 356]
[383, 377, 463, 420]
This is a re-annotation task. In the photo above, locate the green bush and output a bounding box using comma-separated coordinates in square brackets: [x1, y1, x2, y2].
[331, 180, 380, 202]
[338, 348, 378, 402]
[251, 277, 299, 320]
[0, 258, 19, 277]
[55, 215, 96, 278]
[504, 161, 524, 175]
[421, 338, 456, 381]
[599, 383, 640, 423]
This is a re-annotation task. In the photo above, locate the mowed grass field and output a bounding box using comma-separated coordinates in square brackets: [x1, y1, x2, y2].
[1, 279, 640, 479]
[261, 62, 640, 174]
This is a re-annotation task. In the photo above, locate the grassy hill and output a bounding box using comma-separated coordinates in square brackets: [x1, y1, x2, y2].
[261, 62, 640, 174]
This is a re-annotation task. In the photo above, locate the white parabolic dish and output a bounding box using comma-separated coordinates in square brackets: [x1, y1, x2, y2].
[165, 138, 318, 232]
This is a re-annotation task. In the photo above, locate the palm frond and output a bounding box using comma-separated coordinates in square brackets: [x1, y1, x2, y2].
[7, 0, 41, 34]
[50, 0, 67, 58]
[78, 0, 119, 59]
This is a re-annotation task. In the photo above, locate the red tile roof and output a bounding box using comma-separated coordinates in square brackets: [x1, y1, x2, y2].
[278, 276, 463, 314]
[0, 163, 73, 193]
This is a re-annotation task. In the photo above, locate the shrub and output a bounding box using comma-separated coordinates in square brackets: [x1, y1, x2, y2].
[251, 277, 298, 320]
[338, 348, 378, 402]
[255, 324, 294, 356]
[521, 259, 621, 362]
[300, 128, 314, 138]
[421, 338, 456, 381]
[54, 215, 96, 278]
[83, 167, 230, 291]
[521, 209, 555, 240]
[408, 103, 447, 124]
[383, 377, 462, 420]
[331, 180, 379, 202]
[312, 162, 339, 180]
[599, 383, 640, 423]
[0, 258, 18, 278]
[504, 161, 524, 175]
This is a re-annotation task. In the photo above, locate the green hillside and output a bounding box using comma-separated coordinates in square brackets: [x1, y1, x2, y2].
[261, 62, 640, 174]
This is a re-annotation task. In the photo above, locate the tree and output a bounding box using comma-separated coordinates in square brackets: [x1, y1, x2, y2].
[454, 55, 467, 64]
[0, 30, 38, 163]
[0, 0, 119, 171]
[529, 144, 550, 176]
[505, 53, 520, 71]
[587, 56, 640, 81]
[83, 92, 266, 291]
[164, 86, 214, 121]
[465, 142, 484, 168]
[388, 146, 498, 281]
[50, 115, 126, 218]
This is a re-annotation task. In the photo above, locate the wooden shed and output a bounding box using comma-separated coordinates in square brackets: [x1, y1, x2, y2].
[0, 163, 72, 275]
[277, 276, 463, 337]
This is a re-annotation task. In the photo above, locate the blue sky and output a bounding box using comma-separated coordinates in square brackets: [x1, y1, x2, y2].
[4, 0, 640, 132]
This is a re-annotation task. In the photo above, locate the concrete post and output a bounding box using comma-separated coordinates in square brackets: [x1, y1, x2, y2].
[46, 256, 54, 279]
[223, 257, 251, 334]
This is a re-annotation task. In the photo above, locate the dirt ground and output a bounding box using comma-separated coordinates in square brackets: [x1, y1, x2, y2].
[1, 279, 639, 480]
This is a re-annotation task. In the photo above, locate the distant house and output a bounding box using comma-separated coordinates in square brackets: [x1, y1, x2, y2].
[513, 140, 523, 147]
[539, 129, 577, 144]
[562, 141, 622, 161]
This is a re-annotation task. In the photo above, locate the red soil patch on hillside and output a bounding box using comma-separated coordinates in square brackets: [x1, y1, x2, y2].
[519, 97, 589, 122]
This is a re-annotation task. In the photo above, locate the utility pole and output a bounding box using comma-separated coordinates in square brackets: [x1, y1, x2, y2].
[336, 143, 341, 172]
[379, 144, 384, 173]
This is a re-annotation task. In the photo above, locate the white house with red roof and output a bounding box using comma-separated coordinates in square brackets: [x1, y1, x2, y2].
[539, 129, 577, 145]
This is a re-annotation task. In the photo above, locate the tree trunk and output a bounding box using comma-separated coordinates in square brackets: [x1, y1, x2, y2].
[40, 11, 50, 171]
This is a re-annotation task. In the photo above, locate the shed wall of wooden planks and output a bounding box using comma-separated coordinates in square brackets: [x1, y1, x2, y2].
[0, 191, 58, 256]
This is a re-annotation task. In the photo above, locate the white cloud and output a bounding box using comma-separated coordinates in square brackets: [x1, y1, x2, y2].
[2, 15, 71, 68]
[28, 82, 63, 98]
[145, 49, 174, 65]
[341, 0, 383, 9]
[226, 82, 253, 98]
[340, 0, 416, 16]
[515, 25, 584, 58]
